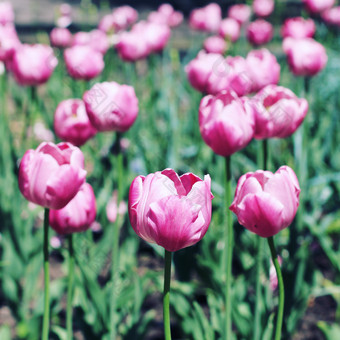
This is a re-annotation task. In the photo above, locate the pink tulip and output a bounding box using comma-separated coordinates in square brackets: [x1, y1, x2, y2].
[283, 37, 327, 76]
[228, 4, 252, 25]
[321, 7, 340, 27]
[72, 30, 109, 55]
[31, 122, 55, 142]
[0, 24, 20, 62]
[12, 44, 58, 86]
[189, 3, 222, 33]
[83, 81, 138, 132]
[50, 27, 73, 48]
[54, 99, 97, 146]
[128, 169, 213, 252]
[253, 0, 275, 17]
[281, 17, 316, 39]
[49, 183, 96, 235]
[246, 48, 280, 92]
[0, 2, 14, 25]
[64, 45, 104, 80]
[246, 19, 273, 46]
[18, 142, 87, 210]
[250, 85, 309, 139]
[56, 3, 72, 28]
[203, 36, 228, 55]
[106, 190, 127, 223]
[199, 90, 255, 157]
[112, 5, 138, 31]
[303, 0, 335, 14]
[148, 4, 183, 27]
[219, 18, 241, 42]
[230, 166, 300, 238]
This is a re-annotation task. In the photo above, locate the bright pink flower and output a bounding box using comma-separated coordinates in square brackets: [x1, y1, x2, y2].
[99, 6, 138, 33]
[203, 36, 228, 55]
[0, 2, 14, 25]
[230, 166, 300, 238]
[148, 4, 183, 27]
[253, 0, 275, 17]
[219, 18, 241, 42]
[283, 37, 327, 76]
[129, 169, 213, 252]
[50, 27, 73, 48]
[189, 3, 222, 33]
[49, 183, 96, 235]
[250, 85, 308, 139]
[106, 190, 127, 223]
[64, 45, 104, 80]
[246, 19, 273, 46]
[281, 17, 316, 39]
[12, 44, 57, 86]
[228, 4, 252, 25]
[322, 6, 340, 27]
[54, 99, 97, 146]
[72, 30, 109, 55]
[83, 81, 138, 132]
[18, 142, 86, 209]
[246, 48, 280, 92]
[0, 24, 20, 62]
[199, 90, 255, 156]
[303, 0, 335, 14]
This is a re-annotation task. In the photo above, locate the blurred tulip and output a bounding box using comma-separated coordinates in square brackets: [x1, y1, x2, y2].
[203, 36, 228, 55]
[0, 24, 20, 63]
[64, 45, 104, 80]
[303, 0, 335, 14]
[83, 81, 138, 132]
[148, 4, 183, 27]
[49, 183, 96, 235]
[50, 27, 73, 48]
[32, 122, 55, 142]
[72, 30, 109, 55]
[321, 6, 340, 27]
[230, 166, 300, 238]
[12, 44, 57, 86]
[246, 48, 280, 92]
[18, 142, 86, 209]
[250, 85, 309, 139]
[246, 19, 273, 46]
[199, 90, 255, 157]
[219, 18, 241, 42]
[106, 190, 127, 223]
[129, 169, 213, 252]
[283, 37, 327, 76]
[56, 3, 72, 28]
[281, 17, 315, 39]
[189, 3, 222, 33]
[54, 99, 97, 146]
[0, 2, 14, 25]
[228, 4, 252, 25]
[253, 0, 275, 17]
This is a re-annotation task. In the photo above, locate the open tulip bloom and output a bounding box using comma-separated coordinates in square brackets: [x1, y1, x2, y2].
[129, 169, 213, 339]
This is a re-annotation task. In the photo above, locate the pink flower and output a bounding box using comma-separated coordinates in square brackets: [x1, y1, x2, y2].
[219, 18, 241, 42]
[203, 36, 228, 55]
[322, 6, 340, 27]
[54, 99, 97, 146]
[72, 30, 109, 55]
[64, 45, 104, 80]
[18, 142, 87, 210]
[50, 27, 73, 48]
[12, 44, 58, 86]
[83, 81, 138, 132]
[0, 24, 20, 62]
[0, 2, 14, 25]
[253, 0, 275, 17]
[106, 190, 127, 223]
[246, 48, 280, 92]
[56, 3, 72, 28]
[189, 3, 222, 33]
[148, 4, 183, 27]
[303, 0, 335, 14]
[283, 37, 328, 76]
[250, 85, 309, 139]
[199, 90, 255, 157]
[246, 19, 273, 46]
[230, 166, 300, 238]
[49, 183, 96, 235]
[281, 17, 316, 39]
[128, 169, 213, 252]
[112, 5, 138, 31]
[228, 4, 252, 26]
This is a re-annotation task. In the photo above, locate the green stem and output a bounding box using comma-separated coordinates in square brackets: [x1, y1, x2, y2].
[66, 234, 74, 340]
[42, 208, 50, 340]
[163, 250, 172, 340]
[267, 237, 284, 340]
[224, 156, 233, 340]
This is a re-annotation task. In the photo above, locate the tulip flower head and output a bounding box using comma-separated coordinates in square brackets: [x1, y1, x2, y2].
[281, 17, 316, 39]
[247, 19, 273, 46]
[189, 3, 222, 33]
[253, 0, 275, 17]
[0, 2, 14, 25]
[129, 169, 213, 252]
[230, 166, 300, 238]
[228, 4, 252, 26]
[303, 0, 335, 14]
[322, 7, 340, 27]
[219, 18, 241, 42]
[50, 27, 73, 48]
[203, 36, 228, 55]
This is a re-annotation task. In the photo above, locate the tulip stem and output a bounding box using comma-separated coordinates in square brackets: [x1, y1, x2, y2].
[224, 155, 233, 340]
[42, 208, 50, 340]
[66, 234, 74, 340]
[163, 250, 172, 340]
[267, 236, 284, 340]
